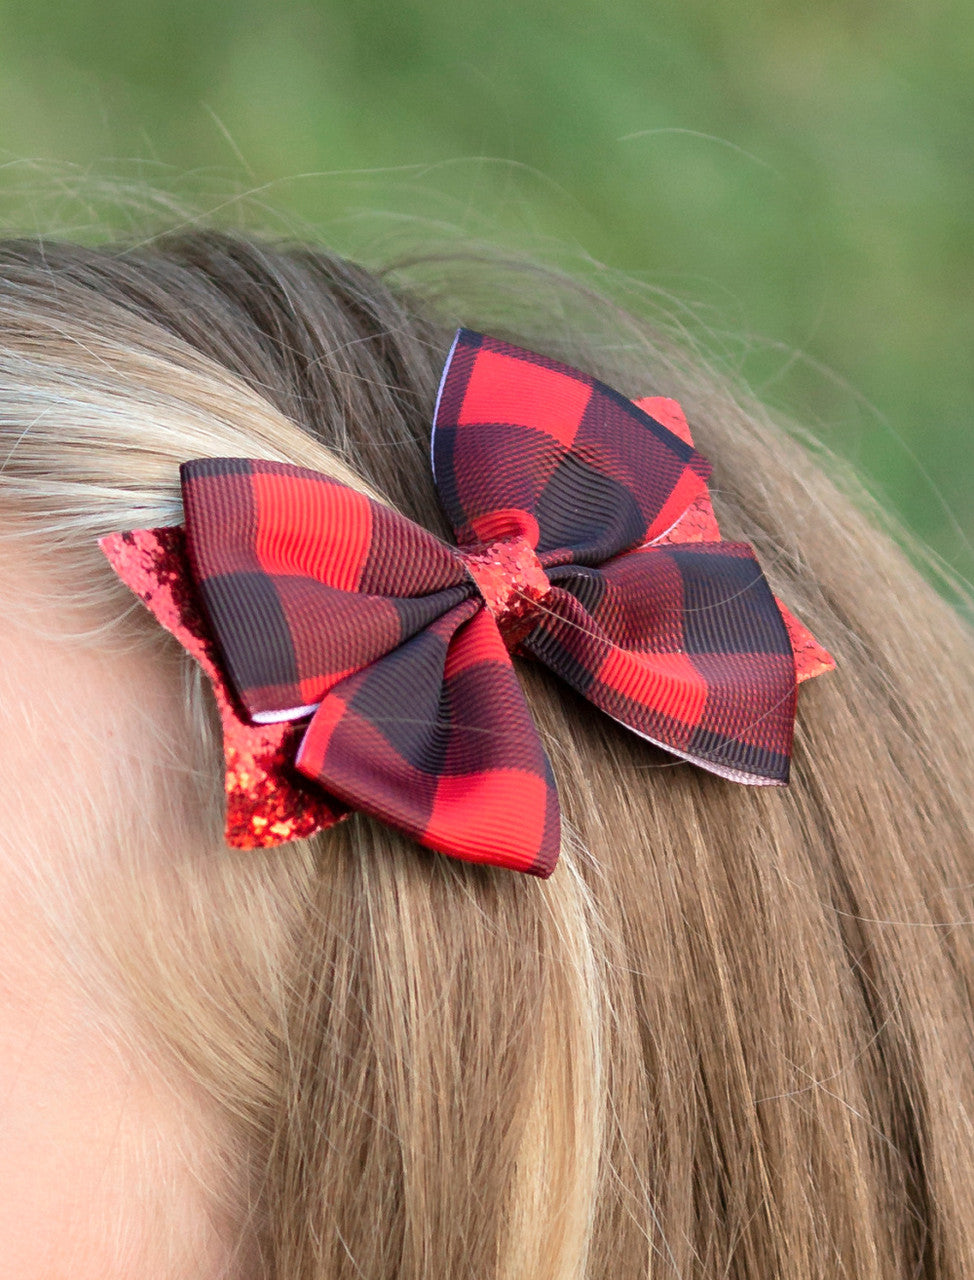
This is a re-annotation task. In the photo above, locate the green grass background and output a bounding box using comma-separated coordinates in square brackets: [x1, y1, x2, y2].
[0, 0, 970, 602]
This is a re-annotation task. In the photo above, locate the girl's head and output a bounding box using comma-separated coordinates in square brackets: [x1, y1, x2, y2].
[0, 231, 971, 1278]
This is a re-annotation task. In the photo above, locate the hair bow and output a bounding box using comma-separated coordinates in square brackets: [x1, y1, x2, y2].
[100, 329, 833, 877]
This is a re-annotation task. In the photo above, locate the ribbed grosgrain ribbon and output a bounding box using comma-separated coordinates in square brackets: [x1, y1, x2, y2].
[100, 328, 834, 876]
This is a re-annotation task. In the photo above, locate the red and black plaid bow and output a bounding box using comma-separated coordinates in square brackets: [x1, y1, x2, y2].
[101, 329, 833, 877]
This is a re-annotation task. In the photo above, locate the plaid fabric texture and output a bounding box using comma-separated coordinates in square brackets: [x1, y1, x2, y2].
[433, 329, 713, 564]
[432, 330, 799, 782]
[179, 455, 560, 876]
[106, 329, 833, 876]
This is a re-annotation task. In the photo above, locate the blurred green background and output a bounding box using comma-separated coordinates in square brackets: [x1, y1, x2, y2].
[0, 0, 971, 604]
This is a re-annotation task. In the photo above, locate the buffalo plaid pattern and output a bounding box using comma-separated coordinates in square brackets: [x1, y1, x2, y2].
[178, 455, 560, 876]
[433, 329, 714, 563]
[104, 329, 833, 877]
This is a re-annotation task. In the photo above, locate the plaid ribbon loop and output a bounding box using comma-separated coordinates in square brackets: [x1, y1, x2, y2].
[100, 328, 834, 877]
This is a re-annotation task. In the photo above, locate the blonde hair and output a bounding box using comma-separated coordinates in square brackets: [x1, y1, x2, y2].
[1, 230, 972, 1277]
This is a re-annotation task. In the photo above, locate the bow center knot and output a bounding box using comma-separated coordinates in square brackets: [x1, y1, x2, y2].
[459, 536, 551, 648]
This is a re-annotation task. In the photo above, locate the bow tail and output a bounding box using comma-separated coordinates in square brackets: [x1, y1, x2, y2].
[293, 600, 560, 877]
[523, 541, 798, 784]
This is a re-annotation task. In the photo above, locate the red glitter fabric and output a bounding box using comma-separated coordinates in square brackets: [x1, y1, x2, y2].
[458, 536, 552, 649]
[99, 526, 347, 848]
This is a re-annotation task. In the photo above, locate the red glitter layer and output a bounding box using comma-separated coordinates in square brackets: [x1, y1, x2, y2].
[459, 536, 552, 649]
[99, 526, 347, 848]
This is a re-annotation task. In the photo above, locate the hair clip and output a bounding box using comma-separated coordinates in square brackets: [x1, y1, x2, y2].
[100, 329, 834, 877]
